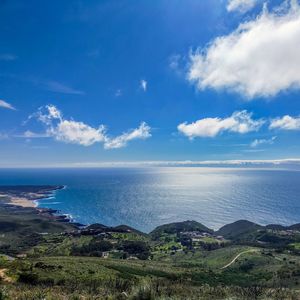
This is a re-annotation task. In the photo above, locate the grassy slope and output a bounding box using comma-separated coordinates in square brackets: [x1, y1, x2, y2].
[150, 220, 213, 240]
[3, 248, 300, 299]
[0, 203, 299, 299]
[0, 205, 76, 255]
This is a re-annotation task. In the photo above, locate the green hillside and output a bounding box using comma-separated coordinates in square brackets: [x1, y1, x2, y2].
[150, 220, 213, 240]
[0, 199, 300, 299]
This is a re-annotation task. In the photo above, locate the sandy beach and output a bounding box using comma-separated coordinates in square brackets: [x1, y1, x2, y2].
[0, 186, 63, 209]
[7, 196, 37, 208]
[0, 194, 37, 208]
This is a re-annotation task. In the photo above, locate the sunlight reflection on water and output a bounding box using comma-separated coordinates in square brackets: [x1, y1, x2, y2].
[0, 167, 299, 232]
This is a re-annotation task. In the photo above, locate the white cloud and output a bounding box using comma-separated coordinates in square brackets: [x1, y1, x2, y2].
[140, 79, 147, 91]
[178, 110, 264, 138]
[188, 0, 300, 98]
[104, 122, 151, 149]
[250, 136, 276, 147]
[47, 105, 62, 120]
[0, 99, 16, 110]
[227, 0, 257, 13]
[269, 115, 300, 130]
[31, 105, 151, 148]
[50, 120, 106, 146]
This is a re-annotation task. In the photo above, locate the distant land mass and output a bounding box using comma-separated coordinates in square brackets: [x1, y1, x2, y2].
[0, 185, 300, 299]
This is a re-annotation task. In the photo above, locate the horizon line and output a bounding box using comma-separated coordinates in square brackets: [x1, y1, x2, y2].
[1, 158, 300, 168]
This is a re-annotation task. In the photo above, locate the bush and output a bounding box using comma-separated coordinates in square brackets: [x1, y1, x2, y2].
[71, 239, 113, 256]
[118, 241, 151, 260]
[0, 288, 8, 300]
[18, 271, 39, 284]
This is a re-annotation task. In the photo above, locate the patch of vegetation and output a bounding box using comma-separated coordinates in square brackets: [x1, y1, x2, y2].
[0, 205, 75, 255]
[150, 220, 213, 240]
[1, 189, 300, 299]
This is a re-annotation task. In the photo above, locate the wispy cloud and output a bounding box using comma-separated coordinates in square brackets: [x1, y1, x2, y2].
[0, 99, 16, 110]
[250, 136, 276, 148]
[269, 115, 300, 130]
[15, 130, 50, 139]
[0, 54, 17, 61]
[227, 0, 258, 13]
[188, 0, 300, 98]
[41, 80, 85, 95]
[140, 79, 147, 92]
[169, 54, 181, 70]
[87, 49, 100, 58]
[115, 89, 122, 97]
[29, 105, 151, 149]
[0, 74, 84, 96]
[178, 111, 264, 139]
[169, 54, 186, 76]
[0, 133, 9, 140]
[104, 122, 151, 149]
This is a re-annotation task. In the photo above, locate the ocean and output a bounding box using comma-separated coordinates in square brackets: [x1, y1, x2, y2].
[0, 167, 299, 233]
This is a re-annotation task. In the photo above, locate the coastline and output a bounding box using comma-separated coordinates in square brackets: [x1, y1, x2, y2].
[7, 196, 38, 208]
[1, 185, 299, 233]
[0, 185, 82, 227]
[0, 192, 299, 299]
[0, 185, 65, 208]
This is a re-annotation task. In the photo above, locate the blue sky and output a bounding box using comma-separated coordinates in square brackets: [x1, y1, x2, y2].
[0, 0, 300, 167]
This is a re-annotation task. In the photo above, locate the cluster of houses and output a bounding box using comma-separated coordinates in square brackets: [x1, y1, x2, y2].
[63, 225, 146, 260]
[66, 229, 113, 238]
[64, 223, 135, 238]
[180, 231, 224, 242]
[266, 228, 300, 237]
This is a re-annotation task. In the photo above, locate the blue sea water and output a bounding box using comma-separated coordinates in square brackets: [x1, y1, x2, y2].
[0, 167, 299, 232]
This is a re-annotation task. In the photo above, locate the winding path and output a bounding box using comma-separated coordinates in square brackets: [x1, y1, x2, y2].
[220, 249, 259, 270]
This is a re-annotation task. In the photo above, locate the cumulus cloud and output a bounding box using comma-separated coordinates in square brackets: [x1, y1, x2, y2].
[0, 99, 16, 110]
[49, 120, 106, 146]
[31, 105, 151, 148]
[250, 136, 276, 147]
[32, 105, 105, 146]
[188, 0, 300, 98]
[269, 115, 300, 130]
[178, 110, 264, 138]
[104, 122, 151, 149]
[140, 79, 147, 91]
[227, 0, 257, 13]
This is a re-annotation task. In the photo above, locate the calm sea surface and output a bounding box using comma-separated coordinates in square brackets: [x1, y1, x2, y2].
[0, 168, 299, 232]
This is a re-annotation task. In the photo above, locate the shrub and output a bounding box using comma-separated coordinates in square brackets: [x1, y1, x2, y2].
[18, 271, 39, 284]
[118, 241, 151, 260]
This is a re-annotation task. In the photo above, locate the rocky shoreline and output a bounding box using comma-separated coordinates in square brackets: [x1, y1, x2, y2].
[1, 185, 300, 235]
[0, 185, 84, 228]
